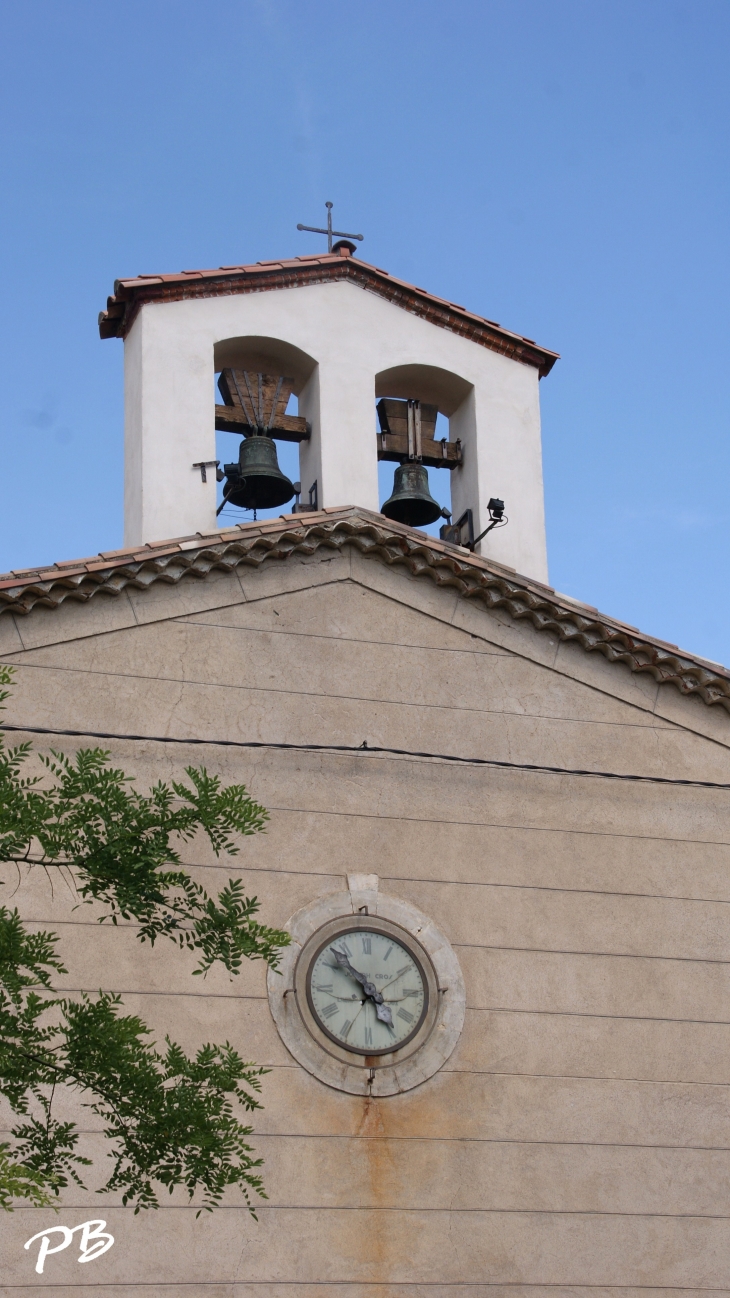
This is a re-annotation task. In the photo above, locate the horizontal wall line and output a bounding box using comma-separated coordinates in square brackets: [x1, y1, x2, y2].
[381, 874, 730, 907]
[469, 1006, 730, 1026]
[253, 1062, 730, 1089]
[8, 1055, 729, 1089]
[262, 804, 730, 849]
[1, 1284, 726, 1292]
[7, 1201, 730, 1219]
[36, 986, 730, 1028]
[452, 943, 730, 967]
[6, 1128, 730, 1152]
[1, 1286, 727, 1293]
[3, 658, 679, 736]
[8, 857, 730, 909]
[216, 1133, 730, 1151]
[13, 917, 730, 970]
[166, 615, 516, 658]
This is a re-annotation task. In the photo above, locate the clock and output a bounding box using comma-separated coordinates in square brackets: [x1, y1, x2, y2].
[267, 876, 466, 1096]
[291, 910, 442, 1076]
[306, 924, 429, 1055]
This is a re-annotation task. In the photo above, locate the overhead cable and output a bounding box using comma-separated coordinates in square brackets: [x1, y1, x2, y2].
[1, 722, 728, 791]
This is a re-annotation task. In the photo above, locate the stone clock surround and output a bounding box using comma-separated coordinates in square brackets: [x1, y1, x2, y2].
[267, 874, 466, 1096]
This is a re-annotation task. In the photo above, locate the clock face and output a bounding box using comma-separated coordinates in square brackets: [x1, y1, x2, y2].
[306, 927, 428, 1055]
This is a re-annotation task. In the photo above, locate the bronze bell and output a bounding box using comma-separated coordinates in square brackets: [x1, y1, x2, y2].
[381, 461, 448, 528]
[221, 433, 295, 512]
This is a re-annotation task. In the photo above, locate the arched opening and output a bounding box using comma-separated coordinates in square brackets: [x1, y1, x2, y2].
[375, 363, 472, 416]
[213, 336, 317, 391]
[374, 365, 473, 535]
[213, 336, 318, 525]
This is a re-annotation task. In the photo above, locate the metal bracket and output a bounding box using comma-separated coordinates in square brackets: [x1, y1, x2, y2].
[440, 509, 474, 548]
[407, 400, 422, 460]
[192, 460, 220, 484]
[292, 480, 319, 513]
[440, 500, 507, 550]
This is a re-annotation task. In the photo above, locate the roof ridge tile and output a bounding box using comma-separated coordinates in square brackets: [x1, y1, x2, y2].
[4, 509, 725, 712]
[99, 258, 559, 374]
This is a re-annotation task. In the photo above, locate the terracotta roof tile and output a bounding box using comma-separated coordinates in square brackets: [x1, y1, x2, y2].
[3, 507, 723, 714]
[98, 252, 559, 376]
[98, 545, 140, 560]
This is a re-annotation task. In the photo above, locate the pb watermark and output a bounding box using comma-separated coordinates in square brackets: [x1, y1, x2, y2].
[24, 1219, 114, 1273]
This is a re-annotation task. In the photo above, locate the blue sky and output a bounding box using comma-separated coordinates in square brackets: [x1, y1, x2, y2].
[1, 1, 729, 663]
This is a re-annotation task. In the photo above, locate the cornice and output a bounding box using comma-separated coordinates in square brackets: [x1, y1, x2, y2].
[98, 255, 559, 378]
[1, 508, 727, 715]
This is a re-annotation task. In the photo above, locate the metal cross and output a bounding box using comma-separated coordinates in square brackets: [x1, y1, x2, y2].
[297, 201, 363, 253]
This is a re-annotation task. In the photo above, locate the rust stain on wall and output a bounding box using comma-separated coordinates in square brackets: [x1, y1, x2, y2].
[354, 1093, 397, 1282]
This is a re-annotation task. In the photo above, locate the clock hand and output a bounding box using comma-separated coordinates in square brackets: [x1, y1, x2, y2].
[331, 949, 370, 988]
[331, 949, 394, 1026]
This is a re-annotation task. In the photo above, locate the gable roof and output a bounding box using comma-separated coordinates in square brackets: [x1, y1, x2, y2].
[0, 507, 727, 714]
[98, 250, 559, 378]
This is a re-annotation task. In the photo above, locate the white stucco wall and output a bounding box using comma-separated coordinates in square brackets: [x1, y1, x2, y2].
[123, 279, 549, 581]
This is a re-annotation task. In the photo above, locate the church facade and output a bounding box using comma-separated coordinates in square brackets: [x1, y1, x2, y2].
[2, 247, 730, 1294]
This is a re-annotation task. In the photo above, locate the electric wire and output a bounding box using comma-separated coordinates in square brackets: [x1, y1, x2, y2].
[1, 723, 729, 790]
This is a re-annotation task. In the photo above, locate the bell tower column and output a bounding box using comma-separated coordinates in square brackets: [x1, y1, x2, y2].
[449, 362, 548, 581]
[123, 305, 218, 547]
[298, 362, 380, 514]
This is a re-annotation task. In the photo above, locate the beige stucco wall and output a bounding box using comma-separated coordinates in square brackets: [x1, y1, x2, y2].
[2, 543, 730, 1294]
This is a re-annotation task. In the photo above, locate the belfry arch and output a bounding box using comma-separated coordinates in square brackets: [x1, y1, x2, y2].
[375, 362, 473, 417]
[213, 335, 317, 392]
[212, 335, 320, 514]
[375, 363, 477, 530]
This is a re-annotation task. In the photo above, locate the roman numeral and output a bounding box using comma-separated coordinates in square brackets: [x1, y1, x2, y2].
[336, 941, 351, 958]
[397, 1008, 414, 1024]
[320, 1002, 339, 1019]
[396, 965, 411, 978]
[403, 989, 419, 997]
[341, 1019, 353, 1037]
[382, 945, 393, 961]
[316, 983, 333, 992]
[361, 937, 371, 954]
[364, 1027, 373, 1046]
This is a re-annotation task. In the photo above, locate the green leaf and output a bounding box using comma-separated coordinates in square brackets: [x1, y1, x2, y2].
[0, 667, 288, 1212]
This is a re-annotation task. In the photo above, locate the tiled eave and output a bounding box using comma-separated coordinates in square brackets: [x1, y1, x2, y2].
[0, 507, 727, 714]
[98, 254, 559, 378]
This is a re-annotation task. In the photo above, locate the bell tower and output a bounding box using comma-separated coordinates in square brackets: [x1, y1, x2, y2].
[100, 240, 558, 582]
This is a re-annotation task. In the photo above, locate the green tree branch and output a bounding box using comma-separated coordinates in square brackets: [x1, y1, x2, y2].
[0, 664, 289, 1214]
